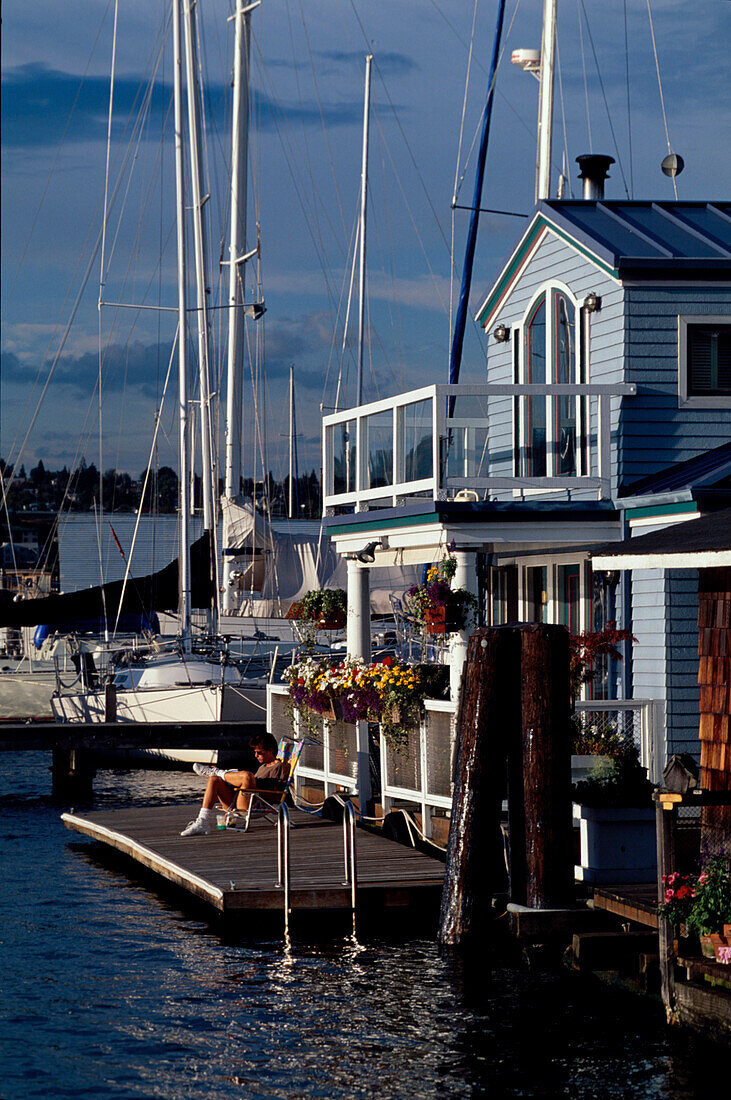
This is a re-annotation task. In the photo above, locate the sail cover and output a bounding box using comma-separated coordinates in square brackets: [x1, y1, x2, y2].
[0, 534, 213, 628]
[221, 499, 421, 616]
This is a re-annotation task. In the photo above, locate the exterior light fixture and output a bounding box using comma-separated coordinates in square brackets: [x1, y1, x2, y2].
[583, 292, 601, 313]
[493, 323, 510, 342]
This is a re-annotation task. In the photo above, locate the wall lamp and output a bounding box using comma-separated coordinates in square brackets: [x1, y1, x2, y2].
[354, 539, 383, 564]
[583, 292, 601, 313]
[493, 323, 511, 342]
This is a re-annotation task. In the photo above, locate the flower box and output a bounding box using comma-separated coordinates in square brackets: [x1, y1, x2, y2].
[573, 803, 657, 884]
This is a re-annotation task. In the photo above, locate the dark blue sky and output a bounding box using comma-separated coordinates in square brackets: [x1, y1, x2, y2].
[2, 0, 729, 481]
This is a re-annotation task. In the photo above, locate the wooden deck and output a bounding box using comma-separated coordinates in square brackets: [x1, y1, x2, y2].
[590, 883, 658, 929]
[62, 804, 445, 916]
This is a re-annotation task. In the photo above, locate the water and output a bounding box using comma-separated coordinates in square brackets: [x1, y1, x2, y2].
[1, 756, 724, 1099]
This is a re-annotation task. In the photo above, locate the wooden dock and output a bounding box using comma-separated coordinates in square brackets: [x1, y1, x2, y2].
[62, 804, 445, 916]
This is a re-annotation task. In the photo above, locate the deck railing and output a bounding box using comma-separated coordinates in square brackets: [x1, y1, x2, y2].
[267, 686, 661, 826]
[322, 381, 636, 510]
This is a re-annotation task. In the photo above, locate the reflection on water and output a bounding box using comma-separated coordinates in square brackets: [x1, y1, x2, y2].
[1, 756, 726, 1099]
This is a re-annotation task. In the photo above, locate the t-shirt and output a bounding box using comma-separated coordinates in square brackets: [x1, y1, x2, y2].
[255, 759, 288, 783]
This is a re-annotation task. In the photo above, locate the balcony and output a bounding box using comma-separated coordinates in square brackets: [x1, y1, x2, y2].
[323, 382, 636, 512]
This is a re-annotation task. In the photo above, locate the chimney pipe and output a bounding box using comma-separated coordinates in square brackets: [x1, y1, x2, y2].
[576, 154, 615, 200]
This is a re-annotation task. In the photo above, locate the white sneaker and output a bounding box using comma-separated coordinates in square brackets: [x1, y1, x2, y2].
[193, 763, 223, 778]
[180, 816, 213, 837]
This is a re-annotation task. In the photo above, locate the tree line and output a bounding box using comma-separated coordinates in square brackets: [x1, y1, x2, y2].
[0, 458, 322, 519]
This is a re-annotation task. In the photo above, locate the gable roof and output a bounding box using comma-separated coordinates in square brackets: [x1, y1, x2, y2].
[476, 200, 731, 330]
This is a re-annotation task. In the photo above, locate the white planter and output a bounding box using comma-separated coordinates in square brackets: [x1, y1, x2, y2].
[573, 803, 657, 884]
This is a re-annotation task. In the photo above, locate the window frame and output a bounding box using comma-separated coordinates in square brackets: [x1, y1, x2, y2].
[514, 283, 586, 481]
[678, 314, 731, 409]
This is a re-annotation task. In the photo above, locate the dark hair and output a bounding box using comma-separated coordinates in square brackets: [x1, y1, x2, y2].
[250, 732, 278, 755]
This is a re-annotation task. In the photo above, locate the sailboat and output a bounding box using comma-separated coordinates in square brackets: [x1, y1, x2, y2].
[50, 0, 276, 738]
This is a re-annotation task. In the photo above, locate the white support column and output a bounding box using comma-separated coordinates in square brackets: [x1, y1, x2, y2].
[448, 550, 479, 702]
[346, 558, 372, 808]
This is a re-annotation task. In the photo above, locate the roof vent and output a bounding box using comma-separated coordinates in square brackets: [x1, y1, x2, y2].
[576, 154, 615, 200]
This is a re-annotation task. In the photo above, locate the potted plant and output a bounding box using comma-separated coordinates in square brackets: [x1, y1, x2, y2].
[569, 626, 635, 782]
[658, 856, 731, 961]
[572, 749, 656, 884]
[296, 588, 347, 629]
[404, 552, 478, 635]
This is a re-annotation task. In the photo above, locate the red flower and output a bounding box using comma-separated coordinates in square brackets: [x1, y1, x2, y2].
[383, 656, 394, 667]
[675, 885, 693, 900]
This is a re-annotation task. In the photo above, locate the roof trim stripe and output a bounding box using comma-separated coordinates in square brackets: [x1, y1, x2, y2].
[475, 214, 618, 329]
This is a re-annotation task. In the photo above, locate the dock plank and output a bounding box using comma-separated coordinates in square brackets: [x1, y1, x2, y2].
[62, 804, 445, 914]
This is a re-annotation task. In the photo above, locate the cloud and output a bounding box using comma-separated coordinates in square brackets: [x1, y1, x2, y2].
[315, 50, 418, 78]
[1, 63, 362, 149]
[1, 341, 175, 398]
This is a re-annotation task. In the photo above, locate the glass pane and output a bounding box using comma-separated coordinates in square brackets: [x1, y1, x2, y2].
[557, 563, 581, 633]
[331, 421, 356, 495]
[554, 294, 576, 475]
[526, 566, 548, 623]
[403, 399, 433, 481]
[366, 412, 393, 489]
[525, 297, 546, 476]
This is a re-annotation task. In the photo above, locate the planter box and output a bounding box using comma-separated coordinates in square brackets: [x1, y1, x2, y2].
[573, 803, 657, 884]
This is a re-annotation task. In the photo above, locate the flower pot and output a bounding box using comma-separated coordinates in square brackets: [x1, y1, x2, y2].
[700, 935, 717, 959]
[317, 616, 345, 631]
[424, 606, 460, 635]
[572, 803, 657, 884]
[381, 703, 418, 729]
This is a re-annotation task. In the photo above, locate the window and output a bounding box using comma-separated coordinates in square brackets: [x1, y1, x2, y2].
[516, 287, 585, 479]
[678, 316, 731, 408]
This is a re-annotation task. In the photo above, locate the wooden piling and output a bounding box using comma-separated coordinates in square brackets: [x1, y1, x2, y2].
[519, 624, 574, 909]
[439, 627, 520, 946]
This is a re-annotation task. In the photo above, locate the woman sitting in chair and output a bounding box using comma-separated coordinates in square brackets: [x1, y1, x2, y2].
[181, 733, 289, 836]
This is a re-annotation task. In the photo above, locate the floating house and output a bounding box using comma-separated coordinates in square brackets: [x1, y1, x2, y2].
[269, 165, 730, 825]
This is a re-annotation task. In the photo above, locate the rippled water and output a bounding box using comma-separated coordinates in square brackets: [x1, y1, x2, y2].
[1, 755, 724, 1099]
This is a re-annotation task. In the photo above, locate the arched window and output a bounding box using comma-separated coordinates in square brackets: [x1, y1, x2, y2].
[517, 286, 582, 480]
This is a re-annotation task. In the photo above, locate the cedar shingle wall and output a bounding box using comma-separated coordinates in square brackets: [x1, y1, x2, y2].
[698, 567, 731, 842]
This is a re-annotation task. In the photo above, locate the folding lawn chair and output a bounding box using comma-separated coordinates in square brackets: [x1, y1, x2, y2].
[224, 737, 307, 831]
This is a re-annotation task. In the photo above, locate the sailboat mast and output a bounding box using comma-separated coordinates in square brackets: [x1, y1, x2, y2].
[181, 0, 218, 631]
[356, 53, 373, 406]
[222, 0, 258, 612]
[288, 364, 294, 519]
[447, 0, 507, 392]
[173, 0, 191, 646]
[536, 0, 557, 201]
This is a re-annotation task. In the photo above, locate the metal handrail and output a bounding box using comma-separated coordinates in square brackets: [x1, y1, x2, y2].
[341, 800, 358, 912]
[276, 802, 291, 929]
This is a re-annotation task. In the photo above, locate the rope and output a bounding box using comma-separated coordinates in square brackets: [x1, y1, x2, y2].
[645, 0, 677, 199]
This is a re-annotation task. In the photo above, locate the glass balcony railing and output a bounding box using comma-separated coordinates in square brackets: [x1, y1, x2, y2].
[322, 382, 636, 511]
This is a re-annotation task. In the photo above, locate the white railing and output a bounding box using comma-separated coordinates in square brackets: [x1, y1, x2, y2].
[322, 381, 636, 510]
[574, 698, 663, 784]
[267, 685, 358, 800]
[379, 700, 454, 839]
[267, 685, 661, 823]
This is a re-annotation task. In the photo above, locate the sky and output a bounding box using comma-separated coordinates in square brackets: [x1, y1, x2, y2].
[2, 0, 730, 489]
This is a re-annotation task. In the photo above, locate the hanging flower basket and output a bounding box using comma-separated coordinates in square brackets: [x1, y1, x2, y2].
[322, 697, 344, 722]
[424, 605, 461, 635]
